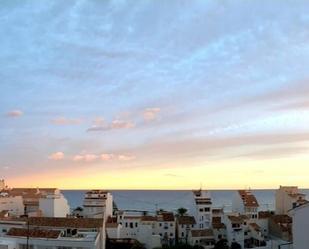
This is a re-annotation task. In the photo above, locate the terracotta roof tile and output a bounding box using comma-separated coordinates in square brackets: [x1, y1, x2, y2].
[7, 228, 60, 239]
[191, 229, 213, 238]
[27, 217, 103, 229]
[177, 216, 196, 225]
[238, 190, 259, 208]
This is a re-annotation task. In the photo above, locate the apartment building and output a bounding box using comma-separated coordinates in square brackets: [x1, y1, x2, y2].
[275, 186, 308, 215]
[176, 215, 196, 244]
[1, 188, 70, 217]
[290, 202, 309, 249]
[83, 190, 113, 219]
[0, 217, 106, 249]
[193, 189, 212, 229]
[232, 190, 259, 220]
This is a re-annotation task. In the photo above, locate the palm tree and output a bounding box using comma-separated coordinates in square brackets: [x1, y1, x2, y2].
[177, 207, 188, 216]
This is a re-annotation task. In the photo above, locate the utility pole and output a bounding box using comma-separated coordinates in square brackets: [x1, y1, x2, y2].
[26, 215, 29, 249]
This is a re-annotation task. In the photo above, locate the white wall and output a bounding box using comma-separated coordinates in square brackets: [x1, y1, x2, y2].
[232, 192, 244, 214]
[39, 194, 70, 217]
[0, 196, 24, 216]
[292, 204, 309, 249]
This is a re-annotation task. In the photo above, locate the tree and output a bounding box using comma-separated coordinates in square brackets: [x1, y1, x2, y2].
[214, 239, 229, 249]
[177, 207, 188, 216]
[230, 242, 241, 249]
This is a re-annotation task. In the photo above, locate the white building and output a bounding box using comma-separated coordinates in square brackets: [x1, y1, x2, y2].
[188, 229, 215, 249]
[275, 186, 307, 215]
[224, 215, 245, 249]
[106, 211, 175, 249]
[0, 193, 24, 217]
[0, 217, 106, 249]
[193, 189, 212, 229]
[0, 180, 6, 191]
[232, 190, 259, 220]
[83, 190, 113, 219]
[212, 209, 226, 241]
[39, 190, 70, 217]
[1, 188, 70, 217]
[176, 216, 196, 244]
[290, 202, 309, 249]
[155, 211, 176, 246]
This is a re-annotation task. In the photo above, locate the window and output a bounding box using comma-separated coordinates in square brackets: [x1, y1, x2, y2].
[170, 233, 173, 237]
[199, 208, 203, 212]
[181, 232, 184, 237]
[170, 223, 173, 227]
[135, 222, 138, 227]
[204, 207, 210, 212]
[159, 223, 162, 227]
[130, 222, 133, 228]
[125, 222, 128, 227]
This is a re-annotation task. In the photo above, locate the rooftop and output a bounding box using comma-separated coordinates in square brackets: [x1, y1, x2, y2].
[238, 190, 259, 208]
[24, 217, 103, 229]
[7, 228, 61, 239]
[191, 229, 213, 238]
[177, 216, 196, 225]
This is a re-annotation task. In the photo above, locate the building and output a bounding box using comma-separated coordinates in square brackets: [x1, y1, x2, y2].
[290, 202, 309, 249]
[106, 211, 175, 249]
[39, 191, 70, 217]
[193, 189, 212, 229]
[188, 229, 215, 249]
[275, 186, 308, 215]
[176, 215, 196, 244]
[224, 215, 245, 249]
[0, 180, 6, 191]
[1, 188, 70, 217]
[155, 211, 176, 246]
[0, 217, 106, 249]
[269, 215, 292, 242]
[232, 190, 259, 220]
[83, 190, 113, 219]
[0, 193, 24, 217]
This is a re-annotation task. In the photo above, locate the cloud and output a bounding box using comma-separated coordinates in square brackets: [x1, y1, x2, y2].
[118, 154, 136, 161]
[101, 153, 114, 161]
[164, 173, 184, 178]
[48, 152, 64, 161]
[111, 120, 135, 129]
[87, 119, 135, 132]
[72, 152, 135, 162]
[143, 107, 161, 121]
[6, 110, 23, 118]
[73, 154, 98, 162]
[52, 117, 82, 125]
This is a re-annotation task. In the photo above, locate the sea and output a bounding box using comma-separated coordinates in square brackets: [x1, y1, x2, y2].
[62, 189, 309, 214]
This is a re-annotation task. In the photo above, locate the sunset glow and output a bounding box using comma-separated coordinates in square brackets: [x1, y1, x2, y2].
[1, 1, 309, 189]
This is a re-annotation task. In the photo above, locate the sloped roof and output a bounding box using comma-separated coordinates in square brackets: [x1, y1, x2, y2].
[7, 228, 61, 239]
[191, 229, 214, 238]
[178, 216, 196, 225]
[27, 217, 103, 229]
[238, 190, 259, 207]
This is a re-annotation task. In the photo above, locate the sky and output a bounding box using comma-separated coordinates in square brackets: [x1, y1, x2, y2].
[1, 0, 309, 189]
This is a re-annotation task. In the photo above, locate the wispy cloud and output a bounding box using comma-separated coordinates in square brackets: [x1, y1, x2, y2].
[118, 154, 136, 161]
[48, 152, 64, 161]
[6, 110, 23, 118]
[101, 153, 114, 161]
[51, 117, 82, 125]
[87, 119, 135, 132]
[72, 152, 136, 162]
[73, 154, 98, 162]
[143, 107, 161, 121]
